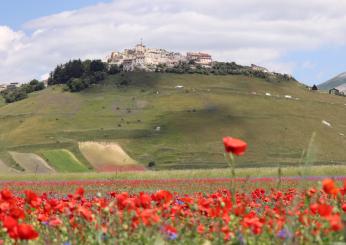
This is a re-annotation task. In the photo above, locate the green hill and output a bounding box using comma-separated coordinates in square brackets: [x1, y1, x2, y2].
[318, 72, 346, 90]
[0, 72, 346, 171]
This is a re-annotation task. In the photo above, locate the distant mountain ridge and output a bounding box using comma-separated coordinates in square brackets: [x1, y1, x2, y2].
[319, 72, 346, 90]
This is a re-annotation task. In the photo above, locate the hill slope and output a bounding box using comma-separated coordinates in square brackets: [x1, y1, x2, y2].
[0, 72, 346, 170]
[318, 72, 346, 90]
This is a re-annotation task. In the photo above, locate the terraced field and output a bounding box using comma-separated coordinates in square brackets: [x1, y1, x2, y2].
[41, 149, 89, 172]
[0, 159, 17, 173]
[79, 142, 144, 172]
[9, 152, 55, 173]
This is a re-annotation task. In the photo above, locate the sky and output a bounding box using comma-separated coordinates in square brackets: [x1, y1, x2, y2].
[1, 0, 346, 85]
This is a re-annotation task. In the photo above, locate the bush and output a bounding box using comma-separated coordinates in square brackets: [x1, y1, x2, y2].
[1, 78, 46, 103]
[67, 78, 87, 92]
[148, 161, 156, 168]
[2, 88, 28, 103]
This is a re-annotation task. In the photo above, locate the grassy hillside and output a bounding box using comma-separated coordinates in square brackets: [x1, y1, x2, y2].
[0, 72, 345, 170]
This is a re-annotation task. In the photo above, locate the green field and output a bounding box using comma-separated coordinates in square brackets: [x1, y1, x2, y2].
[41, 149, 89, 172]
[0, 72, 345, 171]
[0, 165, 344, 182]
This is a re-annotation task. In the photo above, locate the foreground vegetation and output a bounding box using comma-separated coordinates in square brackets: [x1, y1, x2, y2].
[0, 134, 344, 244]
[0, 177, 345, 244]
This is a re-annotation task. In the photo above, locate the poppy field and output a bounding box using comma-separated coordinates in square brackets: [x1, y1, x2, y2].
[0, 177, 346, 244]
[0, 137, 345, 244]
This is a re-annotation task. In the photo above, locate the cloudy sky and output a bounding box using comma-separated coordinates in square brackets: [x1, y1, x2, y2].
[1, 0, 346, 85]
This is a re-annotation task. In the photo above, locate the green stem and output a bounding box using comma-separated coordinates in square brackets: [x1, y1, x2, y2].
[229, 153, 235, 179]
[224, 152, 236, 202]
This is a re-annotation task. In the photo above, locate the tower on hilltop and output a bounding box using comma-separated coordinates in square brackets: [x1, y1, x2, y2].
[135, 38, 146, 52]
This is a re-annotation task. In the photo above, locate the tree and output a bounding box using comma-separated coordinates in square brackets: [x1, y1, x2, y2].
[311, 84, 318, 91]
[48, 60, 84, 85]
[93, 71, 106, 82]
[29, 79, 45, 91]
[108, 64, 120, 74]
[47, 59, 110, 92]
[90, 60, 106, 72]
[66, 60, 84, 78]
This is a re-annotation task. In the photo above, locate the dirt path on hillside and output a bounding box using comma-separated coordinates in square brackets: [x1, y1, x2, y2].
[9, 152, 55, 173]
[0, 159, 19, 173]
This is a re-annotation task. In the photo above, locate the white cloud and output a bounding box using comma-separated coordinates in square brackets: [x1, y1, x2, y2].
[1, 0, 346, 83]
[0, 26, 23, 51]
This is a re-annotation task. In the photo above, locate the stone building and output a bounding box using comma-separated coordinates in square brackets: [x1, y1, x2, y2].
[106, 43, 212, 71]
[186, 52, 212, 66]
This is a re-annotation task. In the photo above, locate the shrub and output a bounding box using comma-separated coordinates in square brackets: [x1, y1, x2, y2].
[148, 161, 156, 168]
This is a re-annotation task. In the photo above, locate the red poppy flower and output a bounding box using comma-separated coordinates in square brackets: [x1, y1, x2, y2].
[223, 137, 247, 156]
[17, 224, 39, 240]
[340, 181, 346, 195]
[1, 189, 13, 201]
[78, 206, 93, 222]
[74, 187, 84, 199]
[49, 217, 63, 227]
[154, 190, 173, 204]
[2, 216, 18, 231]
[318, 204, 333, 217]
[342, 203, 346, 213]
[24, 190, 41, 208]
[10, 207, 25, 220]
[197, 224, 205, 234]
[310, 203, 318, 214]
[329, 214, 343, 232]
[139, 193, 151, 208]
[322, 179, 339, 196]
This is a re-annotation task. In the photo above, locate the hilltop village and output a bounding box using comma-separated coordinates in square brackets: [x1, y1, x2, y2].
[106, 43, 213, 71]
[1, 43, 296, 103]
[105, 43, 282, 78]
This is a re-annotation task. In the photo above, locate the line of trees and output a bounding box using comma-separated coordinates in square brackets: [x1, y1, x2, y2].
[48, 59, 120, 92]
[159, 61, 294, 82]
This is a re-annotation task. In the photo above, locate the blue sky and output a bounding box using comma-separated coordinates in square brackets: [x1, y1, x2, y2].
[0, 0, 112, 30]
[282, 47, 346, 85]
[0, 0, 346, 85]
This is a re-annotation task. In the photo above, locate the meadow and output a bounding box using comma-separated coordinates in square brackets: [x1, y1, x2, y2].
[0, 73, 346, 172]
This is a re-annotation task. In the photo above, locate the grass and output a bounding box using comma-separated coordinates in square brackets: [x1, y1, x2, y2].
[0, 73, 345, 171]
[0, 165, 345, 181]
[40, 149, 89, 173]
